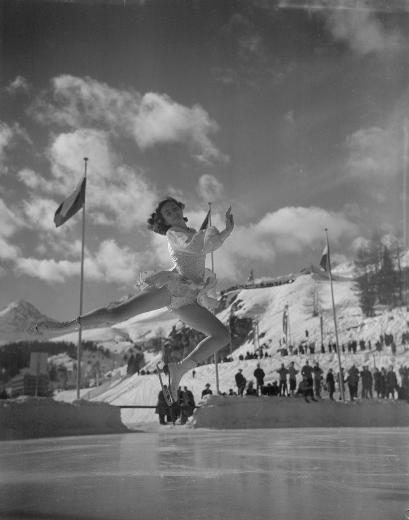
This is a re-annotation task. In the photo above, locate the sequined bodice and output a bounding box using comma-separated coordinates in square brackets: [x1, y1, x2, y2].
[166, 225, 227, 284]
[169, 247, 206, 284]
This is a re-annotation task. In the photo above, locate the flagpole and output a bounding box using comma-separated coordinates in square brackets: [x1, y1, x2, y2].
[76, 157, 88, 400]
[324, 228, 345, 402]
[403, 120, 408, 310]
[208, 202, 220, 394]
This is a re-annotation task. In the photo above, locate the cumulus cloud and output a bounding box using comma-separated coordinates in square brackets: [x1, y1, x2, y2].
[277, 0, 406, 56]
[0, 199, 25, 238]
[89, 240, 146, 284]
[325, 5, 403, 56]
[0, 123, 14, 172]
[30, 75, 227, 164]
[14, 257, 80, 283]
[0, 122, 32, 174]
[197, 174, 224, 203]
[255, 206, 357, 252]
[14, 238, 151, 285]
[0, 236, 21, 261]
[18, 168, 49, 191]
[6, 76, 31, 95]
[22, 197, 60, 232]
[346, 125, 400, 181]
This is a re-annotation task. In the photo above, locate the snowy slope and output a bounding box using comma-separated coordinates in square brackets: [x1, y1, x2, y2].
[54, 271, 409, 426]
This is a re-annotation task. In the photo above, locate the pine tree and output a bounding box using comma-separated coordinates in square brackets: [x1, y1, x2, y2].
[377, 246, 396, 306]
[354, 245, 376, 317]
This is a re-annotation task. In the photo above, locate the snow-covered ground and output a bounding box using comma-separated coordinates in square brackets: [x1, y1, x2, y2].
[50, 273, 409, 426]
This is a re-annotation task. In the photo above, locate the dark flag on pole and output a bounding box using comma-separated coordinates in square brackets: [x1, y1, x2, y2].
[54, 177, 86, 228]
[199, 209, 211, 230]
[320, 244, 329, 271]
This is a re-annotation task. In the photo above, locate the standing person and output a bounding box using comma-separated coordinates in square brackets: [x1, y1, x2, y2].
[253, 363, 265, 396]
[313, 362, 323, 399]
[326, 368, 335, 400]
[155, 386, 170, 425]
[385, 365, 398, 399]
[360, 366, 373, 399]
[235, 369, 247, 396]
[288, 361, 299, 397]
[36, 197, 234, 403]
[276, 363, 289, 396]
[180, 386, 195, 424]
[301, 360, 313, 392]
[374, 367, 383, 398]
[345, 364, 359, 401]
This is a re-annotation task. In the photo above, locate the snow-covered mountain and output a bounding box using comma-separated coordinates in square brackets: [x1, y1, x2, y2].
[2, 267, 409, 350]
[0, 300, 52, 345]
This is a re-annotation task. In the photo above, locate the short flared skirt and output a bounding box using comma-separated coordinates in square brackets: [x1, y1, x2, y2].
[140, 268, 218, 311]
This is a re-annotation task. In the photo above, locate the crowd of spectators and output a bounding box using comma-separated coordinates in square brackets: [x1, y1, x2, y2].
[230, 361, 409, 403]
[155, 385, 196, 425]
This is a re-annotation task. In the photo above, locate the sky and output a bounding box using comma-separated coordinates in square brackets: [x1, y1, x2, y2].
[1, 0, 409, 320]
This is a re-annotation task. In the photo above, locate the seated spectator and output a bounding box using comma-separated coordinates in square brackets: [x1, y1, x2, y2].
[201, 383, 213, 398]
[296, 375, 317, 403]
[228, 388, 236, 396]
[246, 381, 258, 396]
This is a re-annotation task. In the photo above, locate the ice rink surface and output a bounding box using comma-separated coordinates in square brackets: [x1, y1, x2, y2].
[0, 427, 408, 520]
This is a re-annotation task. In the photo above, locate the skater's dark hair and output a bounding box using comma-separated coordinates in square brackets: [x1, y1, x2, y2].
[147, 197, 188, 235]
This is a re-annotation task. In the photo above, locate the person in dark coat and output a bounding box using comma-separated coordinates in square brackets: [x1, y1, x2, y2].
[180, 386, 196, 424]
[246, 380, 258, 396]
[360, 366, 373, 399]
[385, 366, 398, 399]
[345, 364, 359, 401]
[288, 361, 299, 397]
[276, 363, 289, 396]
[301, 360, 313, 390]
[253, 363, 265, 395]
[235, 369, 247, 396]
[313, 362, 323, 399]
[326, 368, 335, 400]
[296, 375, 317, 403]
[155, 386, 170, 425]
[201, 383, 213, 398]
[373, 367, 383, 398]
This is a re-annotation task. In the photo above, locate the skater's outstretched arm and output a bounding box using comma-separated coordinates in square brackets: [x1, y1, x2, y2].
[36, 286, 171, 333]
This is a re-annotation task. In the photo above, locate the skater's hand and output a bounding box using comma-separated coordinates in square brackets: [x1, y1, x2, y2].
[225, 206, 234, 234]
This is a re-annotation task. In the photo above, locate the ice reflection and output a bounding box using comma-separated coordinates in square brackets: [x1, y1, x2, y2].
[0, 428, 408, 520]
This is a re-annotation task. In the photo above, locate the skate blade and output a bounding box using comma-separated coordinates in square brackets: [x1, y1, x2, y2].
[156, 363, 175, 406]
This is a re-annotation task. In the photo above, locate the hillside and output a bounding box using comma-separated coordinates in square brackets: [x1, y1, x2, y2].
[52, 271, 409, 426]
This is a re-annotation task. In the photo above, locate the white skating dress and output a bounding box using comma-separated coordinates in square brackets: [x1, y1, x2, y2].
[143, 225, 229, 311]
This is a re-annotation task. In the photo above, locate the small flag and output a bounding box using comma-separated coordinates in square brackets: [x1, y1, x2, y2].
[199, 209, 211, 230]
[320, 244, 329, 271]
[54, 177, 86, 228]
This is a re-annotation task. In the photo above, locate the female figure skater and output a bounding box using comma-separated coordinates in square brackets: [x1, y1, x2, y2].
[36, 197, 234, 402]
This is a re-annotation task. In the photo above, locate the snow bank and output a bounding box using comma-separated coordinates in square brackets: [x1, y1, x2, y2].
[193, 395, 409, 429]
[0, 397, 130, 440]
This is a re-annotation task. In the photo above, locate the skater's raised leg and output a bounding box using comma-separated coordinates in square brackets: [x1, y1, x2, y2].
[36, 286, 171, 333]
[165, 303, 230, 400]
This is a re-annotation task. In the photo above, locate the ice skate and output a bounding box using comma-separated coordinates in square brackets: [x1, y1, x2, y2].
[156, 363, 175, 406]
[163, 361, 185, 405]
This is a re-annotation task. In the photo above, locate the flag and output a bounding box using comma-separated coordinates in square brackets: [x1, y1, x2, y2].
[54, 177, 86, 228]
[320, 244, 329, 271]
[282, 304, 288, 336]
[199, 209, 211, 230]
